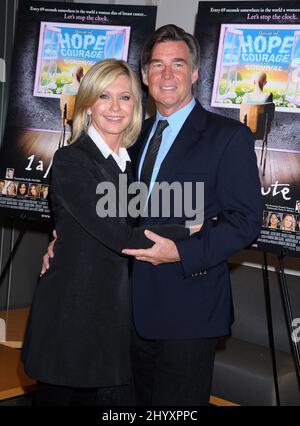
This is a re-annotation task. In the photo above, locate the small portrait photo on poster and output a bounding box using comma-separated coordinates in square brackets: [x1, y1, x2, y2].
[262, 210, 269, 226]
[5, 168, 14, 179]
[0, 179, 5, 194]
[281, 214, 296, 232]
[5, 180, 18, 196]
[296, 216, 300, 233]
[295, 200, 300, 214]
[265, 211, 282, 230]
[17, 182, 28, 197]
[40, 185, 49, 200]
[28, 183, 41, 198]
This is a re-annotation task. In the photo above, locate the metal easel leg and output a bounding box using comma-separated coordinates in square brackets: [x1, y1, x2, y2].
[277, 255, 300, 386]
[262, 252, 280, 405]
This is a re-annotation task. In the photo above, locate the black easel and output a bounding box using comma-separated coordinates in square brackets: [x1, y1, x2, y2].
[262, 251, 280, 405]
[277, 254, 300, 383]
[262, 250, 300, 405]
[58, 103, 67, 149]
[0, 218, 27, 290]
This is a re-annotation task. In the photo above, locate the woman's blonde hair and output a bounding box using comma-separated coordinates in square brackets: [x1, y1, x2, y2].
[7, 181, 17, 195]
[281, 214, 296, 231]
[71, 59, 142, 147]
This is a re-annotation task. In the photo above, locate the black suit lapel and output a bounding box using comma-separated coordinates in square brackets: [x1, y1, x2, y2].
[155, 102, 208, 183]
[135, 103, 208, 184]
[77, 133, 122, 189]
[125, 161, 134, 185]
[134, 117, 156, 179]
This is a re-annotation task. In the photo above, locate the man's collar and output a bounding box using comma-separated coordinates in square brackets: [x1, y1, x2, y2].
[155, 98, 196, 130]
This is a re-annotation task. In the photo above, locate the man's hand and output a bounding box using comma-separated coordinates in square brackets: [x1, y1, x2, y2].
[122, 230, 180, 265]
[40, 229, 57, 276]
[190, 224, 202, 234]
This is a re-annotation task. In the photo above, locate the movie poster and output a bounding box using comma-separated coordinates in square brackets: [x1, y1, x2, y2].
[0, 0, 156, 221]
[196, 1, 300, 257]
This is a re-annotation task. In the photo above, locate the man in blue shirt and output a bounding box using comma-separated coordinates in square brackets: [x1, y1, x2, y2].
[122, 25, 262, 405]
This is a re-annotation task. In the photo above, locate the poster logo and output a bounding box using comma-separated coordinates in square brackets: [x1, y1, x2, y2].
[212, 24, 300, 112]
[33, 22, 131, 98]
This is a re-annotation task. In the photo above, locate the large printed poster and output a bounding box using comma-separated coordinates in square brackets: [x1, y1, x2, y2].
[0, 0, 156, 221]
[196, 1, 300, 257]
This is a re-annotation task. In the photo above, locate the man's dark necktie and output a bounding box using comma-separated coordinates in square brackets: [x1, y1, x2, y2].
[140, 120, 169, 189]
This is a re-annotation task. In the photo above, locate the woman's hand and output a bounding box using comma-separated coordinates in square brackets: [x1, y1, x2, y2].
[40, 230, 57, 276]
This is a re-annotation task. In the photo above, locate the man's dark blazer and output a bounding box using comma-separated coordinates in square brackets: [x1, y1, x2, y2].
[22, 133, 188, 388]
[130, 100, 262, 340]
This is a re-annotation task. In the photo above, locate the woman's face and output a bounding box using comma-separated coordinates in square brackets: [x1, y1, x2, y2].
[88, 74, 134, 143]
[270, 214, 278, 226]
[284, 215, 293, 229]
[7, 183, 15, 195]
[42, 186, 49, 198]
[19, 183, 27, 195]
[30, 185, 37, 197]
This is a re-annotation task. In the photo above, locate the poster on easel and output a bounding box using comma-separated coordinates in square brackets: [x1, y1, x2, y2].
[195, 1, 300, 257]
[0, 0, 157, 221]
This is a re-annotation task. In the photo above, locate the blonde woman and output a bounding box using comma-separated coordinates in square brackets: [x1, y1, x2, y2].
[6, 181, 17, 196]
[22, 59, 195, 406]
[281, 214, 296, 231]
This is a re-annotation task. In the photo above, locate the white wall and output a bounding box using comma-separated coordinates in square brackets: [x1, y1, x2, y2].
[75, 0, 200, 32]
[155, 0, 199, 31]
[75, 0, 253, 32]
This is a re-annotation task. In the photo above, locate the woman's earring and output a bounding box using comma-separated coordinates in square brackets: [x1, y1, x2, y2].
[86, 112, 92, 128]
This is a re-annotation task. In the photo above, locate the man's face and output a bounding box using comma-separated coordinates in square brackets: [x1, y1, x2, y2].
[142, 41, 198, 117]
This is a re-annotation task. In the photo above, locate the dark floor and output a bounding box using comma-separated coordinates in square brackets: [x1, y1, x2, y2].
[0, 393, 34, 406]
